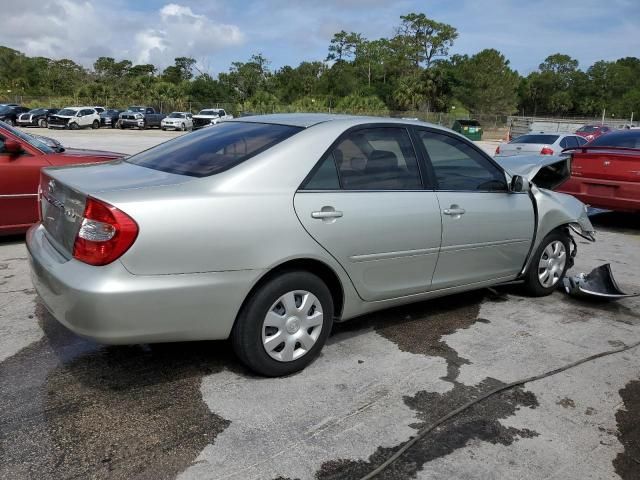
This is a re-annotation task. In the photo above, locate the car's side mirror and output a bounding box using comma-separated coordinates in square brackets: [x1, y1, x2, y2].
[510, 175, 529, 193]
[4, 139, 22, 156]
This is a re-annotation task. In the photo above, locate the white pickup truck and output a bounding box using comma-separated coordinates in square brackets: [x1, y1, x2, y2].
[192, 108, 233, 129]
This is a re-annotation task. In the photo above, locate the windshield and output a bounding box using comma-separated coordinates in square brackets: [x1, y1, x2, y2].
[0, 106, 12, 114]
[28, 108, 46, 114]
[199, 110, 219, 116]
[128, 106, 146, 112]
[589, 131, 640, 148]
[0, 121, 54, 154]
[511, 134, 559, 144]
[168, 112, 185, 118]
[57, 109, 77, 116]
[577, 126, 599, 133]
[126, 122, 302, 177]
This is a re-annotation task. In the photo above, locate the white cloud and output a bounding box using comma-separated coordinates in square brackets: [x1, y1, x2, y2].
[0, 0, 245, 71]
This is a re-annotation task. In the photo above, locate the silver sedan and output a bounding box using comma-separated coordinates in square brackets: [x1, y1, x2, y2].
[27, 114, 595, 376]
[495, 133, 588, 157]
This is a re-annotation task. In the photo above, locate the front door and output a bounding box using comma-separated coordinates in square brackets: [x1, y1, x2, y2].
[294, 126, 442, 301]
[415, 128, 535, 289]
[0, 133, 49, 232]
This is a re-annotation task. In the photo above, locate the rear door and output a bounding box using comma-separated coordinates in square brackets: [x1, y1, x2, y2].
[294, 126, 442, 301]
[416, 128, 534, 289]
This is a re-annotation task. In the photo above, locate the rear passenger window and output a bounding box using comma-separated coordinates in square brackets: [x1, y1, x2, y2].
[419, 130, 507, 191]
[332, 128, 422, 190]
[303, 153, 340, 190]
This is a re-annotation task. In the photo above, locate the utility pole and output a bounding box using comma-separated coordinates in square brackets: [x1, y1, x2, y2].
[601, 108, 605, 125]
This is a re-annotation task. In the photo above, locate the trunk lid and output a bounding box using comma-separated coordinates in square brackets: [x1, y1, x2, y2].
[571, 148, 640, 183]
[498, 142, 549, 157]
[39, 160, 193, 256]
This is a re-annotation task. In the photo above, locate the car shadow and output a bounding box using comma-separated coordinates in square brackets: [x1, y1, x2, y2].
[588, 211, 640, 234]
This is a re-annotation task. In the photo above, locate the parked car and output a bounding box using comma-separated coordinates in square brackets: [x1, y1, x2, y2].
[100, 109, 124, 128]
[0, 105, 30, 126]
[575, 124, 612, 142]
[558, 130, 640, 213]
[161, 111, 193, 131]
[48, 107, 101, 130]
[495, 133, 588, 157]
[16, 108, 60, 128]
[0, 120, 124, 235]
[26, 114, 595, 376]
[119, 106, 166, 129]
[93, 106, 106, 114]
[192, 108, 233, 129]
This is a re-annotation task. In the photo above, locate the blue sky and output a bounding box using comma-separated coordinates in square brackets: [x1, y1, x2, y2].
[2, 0, 639, 75]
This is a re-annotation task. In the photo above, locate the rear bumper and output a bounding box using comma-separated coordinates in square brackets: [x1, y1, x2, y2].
[27, 224, 262, 344]
[559, 177, 640, 213]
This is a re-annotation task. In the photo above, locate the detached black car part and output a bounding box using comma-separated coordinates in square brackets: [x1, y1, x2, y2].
[563, 263, 639, 299]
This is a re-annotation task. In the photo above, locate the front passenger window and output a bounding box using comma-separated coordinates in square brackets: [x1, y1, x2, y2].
[419, 131, 507, 192]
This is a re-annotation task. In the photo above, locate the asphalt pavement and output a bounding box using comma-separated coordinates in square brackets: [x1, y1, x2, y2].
[0, 128, 638, 480]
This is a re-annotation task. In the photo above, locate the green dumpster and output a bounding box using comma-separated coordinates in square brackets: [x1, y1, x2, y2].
[452, 119, 483, 141]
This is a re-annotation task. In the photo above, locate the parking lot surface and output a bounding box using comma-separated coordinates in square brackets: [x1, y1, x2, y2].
[1, 129, 638, 480]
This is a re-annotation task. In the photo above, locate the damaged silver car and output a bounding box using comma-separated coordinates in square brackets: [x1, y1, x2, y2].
[27, 114, 595, 376]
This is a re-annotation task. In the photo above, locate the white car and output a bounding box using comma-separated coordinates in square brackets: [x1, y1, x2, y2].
[47, 107, 101, 130]
[495, 133, 588, 157]
[161, 112, 193, 131]
[192, 108, 233, 129]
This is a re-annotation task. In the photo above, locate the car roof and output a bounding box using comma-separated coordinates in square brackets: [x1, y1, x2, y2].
[228, 112, 441, 129]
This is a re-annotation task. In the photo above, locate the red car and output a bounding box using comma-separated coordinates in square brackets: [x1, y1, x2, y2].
[559, 130, 640, 213]
[0, 122, 124, 235]
[575, 124, 612, 142]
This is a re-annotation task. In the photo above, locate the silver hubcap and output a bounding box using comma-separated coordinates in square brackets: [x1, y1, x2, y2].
[538, 240, 567, 288]
[262, 290, 323, 362]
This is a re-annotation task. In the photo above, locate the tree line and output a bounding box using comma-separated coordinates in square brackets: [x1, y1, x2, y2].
[1, 12, 639, 119]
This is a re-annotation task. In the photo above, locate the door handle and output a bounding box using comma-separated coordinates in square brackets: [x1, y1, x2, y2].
[443, 206, 466, 216]
[311, 210, 343, 219]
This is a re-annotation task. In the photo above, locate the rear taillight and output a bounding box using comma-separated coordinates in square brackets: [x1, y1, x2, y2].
[73, 197, 138, 266]
[495, 145, 501, 155]
[540, 147, 554, 155]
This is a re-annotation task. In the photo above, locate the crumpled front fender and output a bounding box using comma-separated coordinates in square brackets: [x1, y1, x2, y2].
[520, 185, 596, 275]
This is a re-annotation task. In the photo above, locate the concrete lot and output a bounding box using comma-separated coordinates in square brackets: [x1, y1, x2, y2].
[0, 129, 638, 480]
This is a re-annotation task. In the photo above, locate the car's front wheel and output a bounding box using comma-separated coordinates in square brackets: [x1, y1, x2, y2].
[5, 119, 14, 126]
[92, 120, 99, 129]
[522, 231, 571, 296]
[69, 122, 79, 130]
[231, 271, 334, 376]
[38, 118, 47, 128]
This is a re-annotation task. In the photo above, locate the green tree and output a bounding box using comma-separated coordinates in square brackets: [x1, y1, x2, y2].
[395, 13, 458, 68]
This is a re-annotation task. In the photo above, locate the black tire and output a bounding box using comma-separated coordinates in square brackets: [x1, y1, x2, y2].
[5, 118, 14, 126]
[69, 122, 79, 130]
[119, 122, 125, 129]
[92, 120, 99, 129]
[141, 120, 148, 130]
[521, 231, 571, 297]
[231, 271, 334, 377]
[181, 122, 186, 131]
[38, 118, 47, 128]
[161, 127, 166, 131]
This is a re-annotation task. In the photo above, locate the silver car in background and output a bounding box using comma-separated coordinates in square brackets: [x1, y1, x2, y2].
[27, 114, 595, 376]
[495, 133, 588, 157]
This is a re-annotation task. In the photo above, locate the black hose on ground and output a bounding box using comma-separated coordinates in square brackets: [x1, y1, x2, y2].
[359, 339, 640, 480]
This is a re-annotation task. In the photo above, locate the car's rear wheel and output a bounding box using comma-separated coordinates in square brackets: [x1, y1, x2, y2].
[521, 231, 570, 297]
[92, 120, 99, 129]
[231, 271, 333, 376]
[38, 118, 47, 128]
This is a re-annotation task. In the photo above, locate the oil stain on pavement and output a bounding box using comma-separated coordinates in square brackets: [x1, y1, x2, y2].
[319, 291, 540, 479]
[0, 303, 232, 480]
[613, 379, 640, 480]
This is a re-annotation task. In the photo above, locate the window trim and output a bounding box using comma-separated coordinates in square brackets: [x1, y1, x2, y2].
[299, 123, 430, 192]
[412, 126, 510, 193]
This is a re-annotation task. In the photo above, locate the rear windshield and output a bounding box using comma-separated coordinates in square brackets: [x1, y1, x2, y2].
[126, 121, 303, 177]
[511, 134, 559, 144]
[589, 131, 640, 148]
[457, 120, 480, 126]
